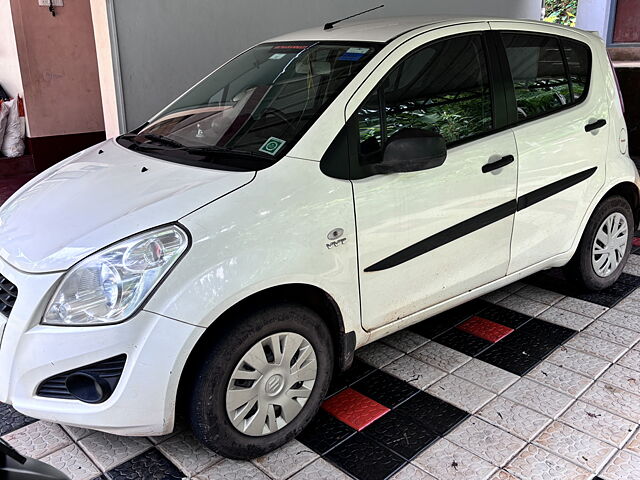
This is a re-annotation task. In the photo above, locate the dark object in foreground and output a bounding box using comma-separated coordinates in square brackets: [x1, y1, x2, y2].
[0, 438, 69, 479]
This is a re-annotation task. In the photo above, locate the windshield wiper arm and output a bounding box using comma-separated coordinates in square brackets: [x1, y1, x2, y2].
[185, 145, 269, 159]
[139, 133, 186, 149]
[120, 133, 186, 149]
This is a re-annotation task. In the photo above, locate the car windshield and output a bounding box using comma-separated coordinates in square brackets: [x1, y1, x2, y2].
[118, 42, 380, 170]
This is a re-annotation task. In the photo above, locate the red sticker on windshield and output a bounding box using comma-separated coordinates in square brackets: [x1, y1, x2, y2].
[270, 45, 310, 53]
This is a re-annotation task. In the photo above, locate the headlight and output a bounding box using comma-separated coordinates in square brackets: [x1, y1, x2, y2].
[43, 225, 189, 326]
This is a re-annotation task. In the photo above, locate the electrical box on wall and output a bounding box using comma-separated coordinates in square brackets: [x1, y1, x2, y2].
[38, 0, 63, 6]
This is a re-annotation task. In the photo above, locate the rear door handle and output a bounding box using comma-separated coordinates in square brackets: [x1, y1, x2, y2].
[585, 119, 607, 132]
[482, 155, 514, 173]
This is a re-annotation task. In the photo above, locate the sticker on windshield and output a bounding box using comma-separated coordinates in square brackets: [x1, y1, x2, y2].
[259, 137, 286, 156]
[338, 52, 365, 61]
[346, 47, 370, 54]
[270, 45, 311, 54]
[269, 53, 286, 60]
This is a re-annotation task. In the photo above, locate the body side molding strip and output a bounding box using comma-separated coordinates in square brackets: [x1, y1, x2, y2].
[364, 167, 597, 272]
[364, 200, 517, 272]
[516, 166, 597, 211]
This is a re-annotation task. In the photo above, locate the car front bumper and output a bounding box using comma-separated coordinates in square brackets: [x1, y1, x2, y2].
[0, 257, 203, 436]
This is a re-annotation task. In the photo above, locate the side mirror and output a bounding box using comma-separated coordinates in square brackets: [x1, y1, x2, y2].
[373, 129, 447, 174]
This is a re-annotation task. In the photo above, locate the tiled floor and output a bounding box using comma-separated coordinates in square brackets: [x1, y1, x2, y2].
[5, 248, 640, 479]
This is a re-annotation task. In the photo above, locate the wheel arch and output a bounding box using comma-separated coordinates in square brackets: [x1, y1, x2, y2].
[604, 181, 640, 229]
[174, 283, 353, 415]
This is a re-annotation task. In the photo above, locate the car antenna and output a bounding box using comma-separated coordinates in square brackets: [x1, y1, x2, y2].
[324, 5, 384, 30]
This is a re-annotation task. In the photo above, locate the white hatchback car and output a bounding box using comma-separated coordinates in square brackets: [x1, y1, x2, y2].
[0, 16, 637, 459]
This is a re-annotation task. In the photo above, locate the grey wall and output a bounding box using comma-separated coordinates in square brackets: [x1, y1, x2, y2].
[112, 0, 543, 130]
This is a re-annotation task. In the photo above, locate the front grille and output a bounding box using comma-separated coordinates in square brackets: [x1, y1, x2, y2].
[0, 273, 18, 318]
[36, 355, 127, 401]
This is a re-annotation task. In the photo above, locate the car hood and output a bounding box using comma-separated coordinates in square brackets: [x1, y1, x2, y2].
[0, 139, 255, 273]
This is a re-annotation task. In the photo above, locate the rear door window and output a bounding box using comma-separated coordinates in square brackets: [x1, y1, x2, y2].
[501, 33, 570, 120]
[501, 33, 592, 122]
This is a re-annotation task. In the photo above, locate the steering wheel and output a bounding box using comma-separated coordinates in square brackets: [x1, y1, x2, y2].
[261, 107, 294, 129]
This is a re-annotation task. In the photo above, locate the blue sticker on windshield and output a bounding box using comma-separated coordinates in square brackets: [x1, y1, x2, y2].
[338, 52, 365, 61]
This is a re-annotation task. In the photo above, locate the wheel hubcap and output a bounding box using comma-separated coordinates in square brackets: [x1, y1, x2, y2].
[225, 332, 317, 437]
[592, 212, 628, 278]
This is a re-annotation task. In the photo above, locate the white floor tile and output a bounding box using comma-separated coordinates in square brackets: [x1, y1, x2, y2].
[505, 444, 591, 480]
[78, 431, 151, 472]
[414, 438, 496, 480]
[447, 417, 526, 467]
[410, 342, 471, 373]
[565, 333, 627, 362]
[525, 361, 592, 397]
[581, 381, 640, 423]
[356, 341, 404, 368]
[537, 307, 594, 331]
[453, 359, 519, 394]
[560, 400, 636, 448]
[427, 375, 495, 413]
[545, 346, 611, 379]
[382, 355, 447, 390]
[553, 297, 608, 319]
[584, 320, 640, 347]
[251, 440, 317, 480]
[502, 378, 572, 418]
[477, 396, 551, 441]
[1, 421, 72, 460]
[40, 443, 101, 480]
[533, 420, 616, 472]
[600, 449, 640, 480]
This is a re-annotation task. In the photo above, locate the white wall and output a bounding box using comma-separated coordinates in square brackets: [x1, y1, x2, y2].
[0, 0, 23, 99]
[90, 0, 121, 138]
[100, 0, 542, 132]
[576, 0, 612, 41]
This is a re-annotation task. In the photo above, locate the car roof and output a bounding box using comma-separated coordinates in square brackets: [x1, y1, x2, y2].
[266, 16, 584, 43]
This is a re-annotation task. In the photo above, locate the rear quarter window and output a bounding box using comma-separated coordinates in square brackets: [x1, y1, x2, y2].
[561, 38, 591, 102]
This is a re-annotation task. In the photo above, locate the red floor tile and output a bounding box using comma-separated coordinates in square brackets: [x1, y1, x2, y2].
[457, 316, 514, 343]
[321, 388, 390, 431]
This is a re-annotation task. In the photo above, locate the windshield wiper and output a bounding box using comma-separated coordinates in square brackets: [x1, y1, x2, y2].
[120, 133, 186, 149]
[185, 145, 270, 159]
[139, 133, 186, 149]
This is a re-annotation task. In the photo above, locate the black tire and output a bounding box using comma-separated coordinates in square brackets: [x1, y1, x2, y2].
[568, 195, 634, 291]
[188, 303, 333, 459]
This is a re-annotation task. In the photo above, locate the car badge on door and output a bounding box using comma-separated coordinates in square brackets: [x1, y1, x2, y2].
[326, 228, 346, 249]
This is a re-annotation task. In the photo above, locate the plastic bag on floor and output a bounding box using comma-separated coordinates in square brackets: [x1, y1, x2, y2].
[1, 99, 25, 158]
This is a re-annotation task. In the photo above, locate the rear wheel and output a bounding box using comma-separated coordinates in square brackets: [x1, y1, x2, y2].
[568, 195, 633, 290]
[189, 304, 333, 459]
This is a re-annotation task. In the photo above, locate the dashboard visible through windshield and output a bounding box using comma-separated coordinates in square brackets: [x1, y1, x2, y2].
[117, 41, 381, 171]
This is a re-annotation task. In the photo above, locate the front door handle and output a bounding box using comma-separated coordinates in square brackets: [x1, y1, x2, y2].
[585, 119, 607, 132]
[482, 155, 514, 173]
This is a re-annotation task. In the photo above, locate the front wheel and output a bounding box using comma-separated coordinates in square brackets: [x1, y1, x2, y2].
[189, 304, 333, 459]
[568, 195, 634, 291]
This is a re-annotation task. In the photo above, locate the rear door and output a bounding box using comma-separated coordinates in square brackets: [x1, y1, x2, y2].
[490, 23, 608, 273]
[345, 26, 519, 331]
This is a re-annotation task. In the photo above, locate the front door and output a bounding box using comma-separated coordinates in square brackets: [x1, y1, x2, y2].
[349, 31, 518, 331]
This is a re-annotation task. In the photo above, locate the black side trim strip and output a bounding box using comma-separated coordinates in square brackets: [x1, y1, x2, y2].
[364, 200, 517, 272]
[364, 167, 597, 272]
[516, 167, 597, 211]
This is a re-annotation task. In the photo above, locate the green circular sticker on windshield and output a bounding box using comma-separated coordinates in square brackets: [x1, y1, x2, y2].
[259, 137, 286, 156]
